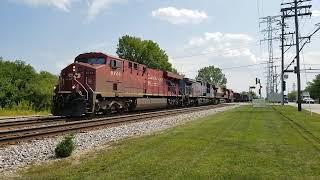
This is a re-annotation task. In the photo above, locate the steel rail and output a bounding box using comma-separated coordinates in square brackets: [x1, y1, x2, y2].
[0, 105, 226, 146]
[0, 116, 63, 129]
[0, 105, 222, 129]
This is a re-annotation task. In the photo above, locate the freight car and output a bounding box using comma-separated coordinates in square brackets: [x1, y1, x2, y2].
[233, 93, 250, 102]
[52, 52, 223, 116]
[215, 87, 234, 103]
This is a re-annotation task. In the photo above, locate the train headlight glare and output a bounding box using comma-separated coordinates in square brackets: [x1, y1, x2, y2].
[72, 85, 76, 89]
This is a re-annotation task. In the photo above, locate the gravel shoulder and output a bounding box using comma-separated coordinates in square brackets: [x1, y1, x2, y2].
[0, 105, 240, 177]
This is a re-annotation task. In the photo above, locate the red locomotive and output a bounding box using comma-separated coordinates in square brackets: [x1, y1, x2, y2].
[52, 52, 232, 116]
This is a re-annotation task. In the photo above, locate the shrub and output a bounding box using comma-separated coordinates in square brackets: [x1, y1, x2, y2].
[55, 135, 75, 158]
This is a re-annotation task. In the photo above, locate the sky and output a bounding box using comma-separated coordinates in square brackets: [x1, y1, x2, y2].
[1, 0, 320, 96]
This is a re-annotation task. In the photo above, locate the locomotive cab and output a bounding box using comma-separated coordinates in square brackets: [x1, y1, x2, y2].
[52, 55, 102, 116]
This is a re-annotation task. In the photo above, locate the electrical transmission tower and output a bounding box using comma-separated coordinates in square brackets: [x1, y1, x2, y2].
[260, 16, 280, 100]
[280, 0, 312, 110]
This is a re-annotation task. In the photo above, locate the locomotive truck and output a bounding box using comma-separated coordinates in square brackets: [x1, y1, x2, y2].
[52, 52, 232, 116]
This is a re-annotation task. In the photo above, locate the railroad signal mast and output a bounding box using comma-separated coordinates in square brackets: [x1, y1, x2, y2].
[280, 0, 312, 111]
[256, 78, 263, 99]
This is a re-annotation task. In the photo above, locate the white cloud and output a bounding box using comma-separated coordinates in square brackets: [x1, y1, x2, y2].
[10, 0, 126, 20]
[313, 10, 320, 17]
[11, 0, 74, 11]
[152, 7, 208, 25]
[169, 32, 261, 92]
[187, 32, 257, 62]
[87, 0, 125, 21]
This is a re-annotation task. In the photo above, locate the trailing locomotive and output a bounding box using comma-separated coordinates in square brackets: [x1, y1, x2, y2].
[52, 52, 233, 116]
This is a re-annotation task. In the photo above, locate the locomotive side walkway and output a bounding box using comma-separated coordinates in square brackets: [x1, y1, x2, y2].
[17, 105, 320, 178]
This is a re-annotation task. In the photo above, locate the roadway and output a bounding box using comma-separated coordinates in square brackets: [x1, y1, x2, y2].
[288, 103, 320, 115]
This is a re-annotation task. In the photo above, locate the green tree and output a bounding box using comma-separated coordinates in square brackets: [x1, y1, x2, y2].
[306, 74, 320, 102]
[116, 35, 174, 72]
[29, 71, 58, 110]
[196, 66, 227, 86]
[0, 59, 57, 110]
[241, 91, 257, 99]
[288, 91, 297, 102]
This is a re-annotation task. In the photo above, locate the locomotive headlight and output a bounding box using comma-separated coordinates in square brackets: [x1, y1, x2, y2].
[54, 86, 56, 90]
[72, 85, 76, 89]
[72, 65, 76, 72]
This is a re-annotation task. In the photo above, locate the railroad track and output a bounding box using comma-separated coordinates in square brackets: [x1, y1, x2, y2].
[0, 105, 226, 130]
[0, 116, 64, 130]
[0, 115, 48, 121]
[0, 104, 226, 146]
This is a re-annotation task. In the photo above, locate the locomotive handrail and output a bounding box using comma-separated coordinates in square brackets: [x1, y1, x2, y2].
[86, 77, 94, 94]
[74, 78, 89, 100]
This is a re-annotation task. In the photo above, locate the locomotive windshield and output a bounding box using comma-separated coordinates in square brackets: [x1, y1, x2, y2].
[77, 58, 105, 64]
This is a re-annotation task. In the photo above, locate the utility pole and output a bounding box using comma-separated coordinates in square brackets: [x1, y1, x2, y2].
[280, 0, 312, 111]
[294, 0, 302, 111]
[260, 16, 280, 101]
[281, 13, 285, 105]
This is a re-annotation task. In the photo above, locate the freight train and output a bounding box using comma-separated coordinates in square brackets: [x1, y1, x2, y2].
[233, 93, 250, 102]
[52, 52, 235, 116]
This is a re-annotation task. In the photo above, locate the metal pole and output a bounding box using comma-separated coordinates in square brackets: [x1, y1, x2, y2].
[294, 0, 302, 111]
[281, 14, 285, 105]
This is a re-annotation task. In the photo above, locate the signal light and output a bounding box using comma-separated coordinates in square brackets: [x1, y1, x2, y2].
[256, 78, 260, 85]
[282, 81, 286, 91]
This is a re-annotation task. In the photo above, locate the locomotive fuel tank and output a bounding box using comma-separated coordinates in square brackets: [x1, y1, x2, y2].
[134, 98, 167, 110]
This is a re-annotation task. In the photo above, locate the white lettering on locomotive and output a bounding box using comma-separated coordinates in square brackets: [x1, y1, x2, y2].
[147, 76, 163, 82]
[67, 73, 81, 80]
[75, 73, 81, 79]
[147, 76, 164, 86]
[111, 71, 121, 76]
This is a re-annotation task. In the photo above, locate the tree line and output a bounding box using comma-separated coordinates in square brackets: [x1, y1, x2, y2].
[117, 35, 227, 87]
[306, 74, 320, 102]
[287, 75, 320, 102]
[0, 35, 228, 112]
[2, 35, 317, 114]
[0, 58, 57, 110]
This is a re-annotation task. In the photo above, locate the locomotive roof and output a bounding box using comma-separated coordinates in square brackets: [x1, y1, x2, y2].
[75, 52, 140, 65]
[75, 52, 184, 80]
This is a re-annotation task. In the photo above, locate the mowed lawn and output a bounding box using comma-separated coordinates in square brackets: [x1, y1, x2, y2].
[21, 106, 320, 179]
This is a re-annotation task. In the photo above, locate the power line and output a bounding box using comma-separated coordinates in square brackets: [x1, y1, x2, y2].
[178, 59, 282, 75]
[280, 0, 312, 111]
[221, 61, 270, 70]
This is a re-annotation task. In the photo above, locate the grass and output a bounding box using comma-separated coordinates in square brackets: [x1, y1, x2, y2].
[20, 106, 320, 179]
[0, 108, 49, 117]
